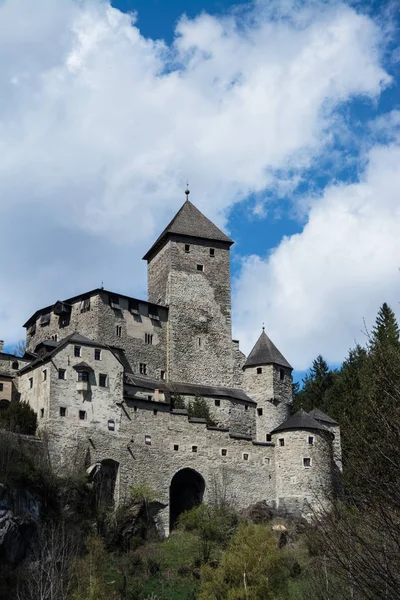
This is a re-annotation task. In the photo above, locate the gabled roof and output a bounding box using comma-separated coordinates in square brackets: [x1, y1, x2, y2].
[308, 408, 338, 425]
[143, 200, 234, 261]
[271, 409, 331, 435]
[243, 330, 292, 370]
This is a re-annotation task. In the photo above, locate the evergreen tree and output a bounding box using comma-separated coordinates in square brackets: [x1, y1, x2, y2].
[371, 302, 400, 350]
[292, 355, 334, 413]
[187, 396, 216, 426]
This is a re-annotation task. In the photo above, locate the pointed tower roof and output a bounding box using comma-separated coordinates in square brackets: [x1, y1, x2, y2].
[271, 409, 331, 435]
[243, 329, 292, 370]
[143, 199, 233, 261]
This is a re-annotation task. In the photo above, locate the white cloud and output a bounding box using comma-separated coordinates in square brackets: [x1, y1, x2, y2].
[0, 0, 392, 351]
[233, 135, 400, 369]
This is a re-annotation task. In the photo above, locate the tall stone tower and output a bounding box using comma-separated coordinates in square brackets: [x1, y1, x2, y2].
[143, 193, 234, 387]
[243, 329, 293, 441]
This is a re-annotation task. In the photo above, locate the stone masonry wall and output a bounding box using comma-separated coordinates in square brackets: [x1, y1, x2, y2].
[160, 237, 234, 387]
[243, 365, 291, 441]
[273, 429, 333, 517]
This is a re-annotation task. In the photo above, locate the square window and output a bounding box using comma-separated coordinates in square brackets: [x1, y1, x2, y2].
[279, 369, 285, 380]
[266, 434, 272, 442]
[40, 408, 44, 418]
[147, 395, 152, 401]
[192, 445, 198, 453]
[94, 349, 101, 361]
[42, 369, 47, 381]
[29, 377, 33, 389]
[197, 264, 204, 272]
[145, 435, 151, 445]
[78, 371, 89, 382]
[58, 369, 66, 380]
[279, 438, 285, 447]
[99, 374, 107, 387]
[174, 444, 179, 451]
[263, 457, 270, 465]
[209, 248, 215, 257]
[257, 367, 262, 375]
[79, 410, 86, 420]
[60, 407, 66, 417]
[108, 420, 115, 431]
[257, 408, 263, 416]
[185, 244, 190, 253]
[308, 436, 314, 446]
[221, 448, 227, 457]
[243, 453, 249, 461]
[215, 399, 221, 407]
[74, 346, 81, 357]
[303, 457, 311, 468]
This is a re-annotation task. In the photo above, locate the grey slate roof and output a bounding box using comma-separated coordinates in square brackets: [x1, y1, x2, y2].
[143, 200, 234, 260]
[271, 409, 331, 435]
[243, 330, 292, 370]
[308, 408, 338, 425]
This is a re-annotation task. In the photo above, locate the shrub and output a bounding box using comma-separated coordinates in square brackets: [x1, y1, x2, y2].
[0, 401, 37, 435]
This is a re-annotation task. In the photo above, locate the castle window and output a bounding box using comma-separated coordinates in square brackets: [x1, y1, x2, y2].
[28, 324, 36, 336]
[60, 407, 66, 417]
[108, 420, 115, 431]
[147, 395, 152, 401]
[40, 408, 44, 418]
[116, 325, 122, 337]
[79, 410, 86, 420]
[145, 435, 151, 445]
[129, 300, 140, 316]
[160, 370, 165, 380]
[215, 399, 220, 407]
[109, 295, 121, 310]
[94, 349, 101, 361]
[257, 408, 263, 416]
[0, 383, 3, 392]
[139, 363, 147, 375]
[198, 337, 202, 347]
[257, 367, 262, 375]
[174, 444, 179, 451]
[243, 453, 249, 461]
[59, 315, 70, 328]
[51, 334, 58, 342]
[279, 369, 285, 380]
[192, 445, 198, 453]
[197, 264, 204, 272]
[29, 377, 33, 389]
[81, 298, 91, 313]
[12, 361, 19, 370]
[148, 305, 160, 321]
[78, 371, 89, 382]
[185, 244, 190, 253]
[279, 438, 285, 447]
[221, 448, 227, 457]
[42, 369, 47, 381]
[58, 369, 66, 380]
[134, 406, 138, 412]
[308, 436, 314, 446]
[74, 346, 81, 357]
[40, 313, 50, 326]
[266, 434, 272, 442]
[303, 457, 311, 468]
[99, 374, 107, 387]
[263, 457, 270, 465]
[153, 409, 158, 416]
[209, 248, 215, 257]
[244, 405, 248, 411]
[145, 333, 153, 345]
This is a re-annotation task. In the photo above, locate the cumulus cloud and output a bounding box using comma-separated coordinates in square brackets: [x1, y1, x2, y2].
[233, 132, 400, 369]
[0, 0, 392, 354]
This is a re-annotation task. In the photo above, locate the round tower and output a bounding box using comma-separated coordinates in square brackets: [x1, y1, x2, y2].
[243, 328, 292, 441]
[272, 410, 334, 517]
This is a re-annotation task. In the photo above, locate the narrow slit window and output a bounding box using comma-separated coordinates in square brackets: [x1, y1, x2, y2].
[60, 407, 66, 417]
[29, 378, 33, 389]
[308, 436, 314, 446]
[266, 434, 272, 442]
[108, 420, 115, 431]
[221, 448, 227, 457]
[40, 408, 44, 418]
[244, 405, 248, 411]
[174, 444, 179, 451]
[145, 435, 151, 445]
[145, 333, 153, 345]
[58, 369, 66, 380]
[99, 374, 107, 387]
[279, 438, 285, 447]
[279, 369, 285, 380]
[153, 409, 158, 416]
[160, 370, 165, 380]
[94, 349, 101, 361]
[185, 244, 190, 253]
[79, 410, 86, 420]
[215, 399, 220, 407]
[116, 325, 122, 337]
[257, 367, 262, 375]
[42, 369, 47, 381]
[74, 346, 81, 357]
[257, 408, 263, 416]
[209, 248, 215, 257]
[243, 453, 249, 461]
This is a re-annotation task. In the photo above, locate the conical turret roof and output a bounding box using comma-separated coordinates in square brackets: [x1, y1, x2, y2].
[243, 329, 292, 370]
[143, 199, 233, 260]
[271, 409, 331, 435]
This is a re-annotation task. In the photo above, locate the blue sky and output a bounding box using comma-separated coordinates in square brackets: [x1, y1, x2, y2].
[1, 0, 400, 384]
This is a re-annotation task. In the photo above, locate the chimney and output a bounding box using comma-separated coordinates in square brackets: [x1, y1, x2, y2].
[0, 340, 4, 353]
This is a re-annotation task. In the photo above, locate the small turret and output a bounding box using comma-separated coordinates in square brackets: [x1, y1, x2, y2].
[243, 328, 292, 441]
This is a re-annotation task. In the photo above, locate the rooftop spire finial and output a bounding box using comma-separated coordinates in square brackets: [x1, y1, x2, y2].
[185, 182, 190, 198]
[262, 322, 265, 332]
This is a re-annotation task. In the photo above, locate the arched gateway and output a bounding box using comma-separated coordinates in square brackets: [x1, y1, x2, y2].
[169, 468, 205, 530]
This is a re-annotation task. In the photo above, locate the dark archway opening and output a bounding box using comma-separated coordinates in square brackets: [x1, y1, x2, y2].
[90, 459, 119, 509]
[170, 468, 205, 530]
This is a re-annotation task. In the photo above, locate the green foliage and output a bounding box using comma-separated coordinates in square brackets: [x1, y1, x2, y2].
[0, 401, 37, 435]
[187, 396, 216, 426]
[292, 355, 334, 413]
[130, 483, 157, 506]
[172, 395, 186, 409]
[71, 536, 110, 600]
[179, 504, 237, 563]
[371, 302, 400, 350]
[199, 523, 291, 600]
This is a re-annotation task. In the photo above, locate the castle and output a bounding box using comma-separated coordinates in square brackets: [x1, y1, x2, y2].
[0, 193, 341, 533]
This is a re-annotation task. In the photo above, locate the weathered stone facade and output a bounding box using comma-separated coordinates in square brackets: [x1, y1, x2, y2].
[10, 197, 340, 532]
